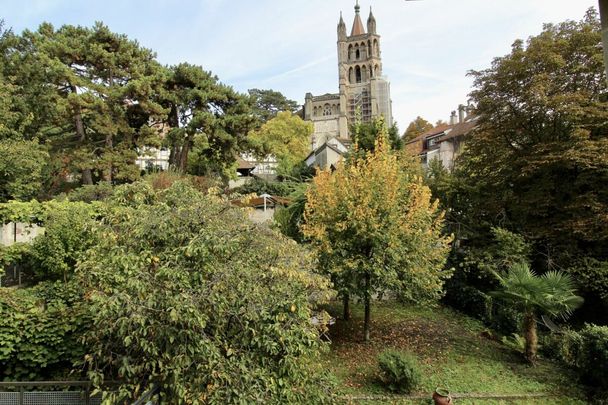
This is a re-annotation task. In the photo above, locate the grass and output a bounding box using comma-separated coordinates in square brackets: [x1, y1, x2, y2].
[322, 301, 587, 404]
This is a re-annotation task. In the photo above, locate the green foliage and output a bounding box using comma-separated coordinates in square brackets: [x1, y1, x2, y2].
[273, 182, 308, 243]
[248, 88, 299, 124]
[491, 263, 583, 362]
[501, 333, 526, 353]
[0, 139, 49, 202]
[492, 263, 583, 319]
[66, 182, 114, 203]
[403, 116, 433, 141]
[443, 283, 493, 322]
[544, 325, 608, 390]
[453, 9, 608, 319]
[162, 63, 255, 178]
[569, 257, 608, 301]
[4, 22, 167, 184]
[248, 111, 313, 176]
[0, 281, 88, 380]
[77, 181, 335, 403]
[0, 199, 99, 281]
[351, 118, 402, 152]
[443, 228, 530, 333]
[29, 201, 98, 281]
[0, 242, 32, 277]
[377, 350, 421, 394]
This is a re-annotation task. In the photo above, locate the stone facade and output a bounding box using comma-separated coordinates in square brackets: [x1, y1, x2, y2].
[303, 1, 392, 149]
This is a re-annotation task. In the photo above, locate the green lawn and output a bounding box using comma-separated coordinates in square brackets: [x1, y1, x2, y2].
[322, 301, 587, 404]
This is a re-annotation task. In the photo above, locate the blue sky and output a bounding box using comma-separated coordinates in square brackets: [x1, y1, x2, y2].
[1, 0, 599, 130]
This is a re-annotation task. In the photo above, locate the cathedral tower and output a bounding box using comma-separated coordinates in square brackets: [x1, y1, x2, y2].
[303, 1, 392, 145]
[337, 1, 392, 138]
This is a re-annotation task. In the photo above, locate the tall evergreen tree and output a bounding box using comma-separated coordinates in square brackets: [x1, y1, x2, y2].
[3, 22, 166, 184]
[162, 63, 255, 178]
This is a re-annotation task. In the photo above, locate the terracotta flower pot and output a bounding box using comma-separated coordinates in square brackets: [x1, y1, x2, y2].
[432, 388, 452, 405]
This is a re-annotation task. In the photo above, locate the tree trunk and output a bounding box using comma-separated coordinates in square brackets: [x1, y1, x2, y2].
[342, 293, 350, 321]
[70, 84, 93, 185]
[178, 140, 190, 172]
[364, 273, 371, 342]
[600, 0, 608, 87]
[523, 311, 538, 363]
[103, 133, 113, 183]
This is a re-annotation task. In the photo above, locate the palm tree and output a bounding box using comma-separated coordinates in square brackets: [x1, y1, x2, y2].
[491, 263, 583, 363]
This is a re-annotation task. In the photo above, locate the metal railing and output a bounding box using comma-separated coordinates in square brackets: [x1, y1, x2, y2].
[0, 381, 161, 405]
[0, 381, 100, 405]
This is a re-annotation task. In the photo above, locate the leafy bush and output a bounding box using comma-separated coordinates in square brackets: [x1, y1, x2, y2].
[66, 182, 114, 202]
[577, 325, 608, 389]
[542, 325, 608, 389]
[0, 281, 88, 379]
[443, 282, 492, 323]
[378, 350, 421, 394]
[78, 181, 335, 403]
[0, 139, 49, 202]
[29, 201, 98, 282]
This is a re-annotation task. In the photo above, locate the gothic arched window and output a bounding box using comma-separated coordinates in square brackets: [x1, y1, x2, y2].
[323, 103, 332, 116]
[355, 66, 362, 83]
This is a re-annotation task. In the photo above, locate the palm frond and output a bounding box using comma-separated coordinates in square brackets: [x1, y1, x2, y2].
[491, 263, 583, 318]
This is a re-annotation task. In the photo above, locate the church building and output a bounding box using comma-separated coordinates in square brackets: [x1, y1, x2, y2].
[303, 1, 392, 156]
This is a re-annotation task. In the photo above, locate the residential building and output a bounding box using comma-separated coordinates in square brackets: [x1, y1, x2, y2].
[405, 105, 477, 171]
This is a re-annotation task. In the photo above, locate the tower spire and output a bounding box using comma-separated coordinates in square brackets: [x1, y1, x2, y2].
[338, 11, 347, 41]
[351, 0, 365, 36]
[367, 5, 376, 34]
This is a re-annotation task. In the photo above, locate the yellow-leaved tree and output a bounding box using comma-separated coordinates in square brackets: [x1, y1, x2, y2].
[302, 119, 452, 341]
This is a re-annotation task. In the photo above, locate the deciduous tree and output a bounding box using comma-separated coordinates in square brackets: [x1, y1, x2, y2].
[403, 116, 433, 141]
[455, 9, 608, 318]
[248, 111, 313, 176]
[303, 123, 451, 341]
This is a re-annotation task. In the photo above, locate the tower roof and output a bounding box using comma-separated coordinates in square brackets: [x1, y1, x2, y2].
[351, 1, 366, 36]
[368, 6, 376, 24]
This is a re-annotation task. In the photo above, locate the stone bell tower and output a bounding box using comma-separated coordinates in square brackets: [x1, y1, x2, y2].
[337, 1, 392, 138]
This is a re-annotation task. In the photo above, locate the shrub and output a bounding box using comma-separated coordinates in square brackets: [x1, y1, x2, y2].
[378, 350, 421, 394]
[67, 182, 114, 202]
[542, 325, 608, 390]
[577, 325, 608, 389]
[78, 181, 335, 403]
[443, 282, 492, 323]
[0, 281, 88, 380]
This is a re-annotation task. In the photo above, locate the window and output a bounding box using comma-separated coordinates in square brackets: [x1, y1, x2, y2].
[323, 104, 332, 116]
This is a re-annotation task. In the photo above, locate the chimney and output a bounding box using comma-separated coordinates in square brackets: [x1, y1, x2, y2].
[458, 104, 465, 123]
[449, 111, 457, 126]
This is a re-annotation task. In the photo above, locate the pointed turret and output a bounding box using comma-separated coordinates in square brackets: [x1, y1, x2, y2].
[338, 11, 347, 41]
[350, 1, 365, 36]
[367, 6, 376, 34]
